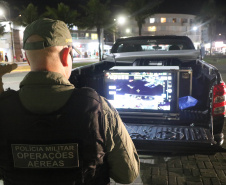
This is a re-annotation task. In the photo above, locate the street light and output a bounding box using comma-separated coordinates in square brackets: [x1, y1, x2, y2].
[113, 16, 127, 42]
[117, 16, 126, 25]
[192, 26, 198, 31]
[0, 9, 4, 17]
[126, 28, 131, 34]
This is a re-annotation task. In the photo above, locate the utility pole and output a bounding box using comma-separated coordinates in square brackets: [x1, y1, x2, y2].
[101, 28, 104, 60]
[9, 21, 14, 62]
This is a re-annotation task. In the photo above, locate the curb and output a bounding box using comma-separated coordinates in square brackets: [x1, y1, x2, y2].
[12, 69, 30, 72]
[3, 58, 99, 73]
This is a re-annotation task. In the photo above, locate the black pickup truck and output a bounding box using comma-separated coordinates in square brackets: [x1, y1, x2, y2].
[69, 36, 226, 153]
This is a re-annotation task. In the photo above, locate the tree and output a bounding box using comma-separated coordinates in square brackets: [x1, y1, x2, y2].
[0, 0, 9, 19]
[44, 3, 79, 29]
[79, 0, 111, 61]
[126, 0, 163, 36]
[196, 0, 226, 56]
[15, 3, 40, 26]
[0, 1, 6, 36]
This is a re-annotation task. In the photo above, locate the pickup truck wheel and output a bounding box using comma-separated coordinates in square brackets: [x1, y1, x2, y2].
[214, 133, 224, 146]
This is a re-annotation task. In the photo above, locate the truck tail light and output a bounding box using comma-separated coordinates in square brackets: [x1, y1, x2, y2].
[212, 83, 226, 116]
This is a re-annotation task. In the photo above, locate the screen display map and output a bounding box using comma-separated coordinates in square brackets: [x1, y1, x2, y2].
[105, 71, 174, 111]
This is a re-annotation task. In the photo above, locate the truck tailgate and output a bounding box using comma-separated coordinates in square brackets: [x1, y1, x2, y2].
[125, 124, 220, 153]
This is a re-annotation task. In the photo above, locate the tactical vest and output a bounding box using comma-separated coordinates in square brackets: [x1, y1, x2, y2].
[0, 88, 110, 185]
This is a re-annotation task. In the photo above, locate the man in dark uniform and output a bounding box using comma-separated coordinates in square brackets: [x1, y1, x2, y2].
[0, 18, 139, 185]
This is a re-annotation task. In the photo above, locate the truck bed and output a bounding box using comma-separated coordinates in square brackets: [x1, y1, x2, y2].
[70, 58, 225, 153]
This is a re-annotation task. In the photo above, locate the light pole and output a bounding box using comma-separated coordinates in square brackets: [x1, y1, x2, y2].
[113, 16, 127, 43]
[9, 21, 15, 62]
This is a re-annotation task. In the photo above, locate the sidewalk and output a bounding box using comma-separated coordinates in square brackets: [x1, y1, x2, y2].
[1, 58, 99, 73]
[73, 57, 99, 63]
[12, 62, 30, 72]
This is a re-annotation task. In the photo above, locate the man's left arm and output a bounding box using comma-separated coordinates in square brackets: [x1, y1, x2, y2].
[101, 97, 140, 184]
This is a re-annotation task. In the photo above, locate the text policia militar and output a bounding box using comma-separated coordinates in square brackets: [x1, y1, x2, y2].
[11, 143, 79, 168]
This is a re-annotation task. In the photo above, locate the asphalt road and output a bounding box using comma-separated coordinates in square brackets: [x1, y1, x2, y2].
[2, 71, 28, 91]
[2, 63, 226, 185]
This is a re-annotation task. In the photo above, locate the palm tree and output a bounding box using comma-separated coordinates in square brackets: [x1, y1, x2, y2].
[79, 0, 111, 61]
[0, 1, 6, 35]
[196, 0, 226, 56]
[126, 0, 163, 36]
[0, 0, 9, 19]
[15, 3, 40, 26]
[44, 3, 79, 29]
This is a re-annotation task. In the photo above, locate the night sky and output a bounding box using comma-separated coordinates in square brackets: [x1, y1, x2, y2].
[3, 0, 226, 33]
[4, 0, 226, 15]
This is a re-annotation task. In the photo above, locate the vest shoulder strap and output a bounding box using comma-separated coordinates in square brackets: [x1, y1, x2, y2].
[68, 87, 106, 146]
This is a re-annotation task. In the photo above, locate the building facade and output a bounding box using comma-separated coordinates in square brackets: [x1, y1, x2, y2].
[0, 21, 24, 62]
[118, 13, 202, 49]
[70, 26, 99, 58]
[0, 21, 14, 62]
[70, 27, 111, 58]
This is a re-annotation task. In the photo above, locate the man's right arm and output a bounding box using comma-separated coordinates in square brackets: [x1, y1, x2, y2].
[101, 97, 140, 184]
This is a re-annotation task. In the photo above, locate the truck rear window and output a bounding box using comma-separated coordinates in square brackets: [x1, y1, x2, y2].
[112, 37, 195, 53]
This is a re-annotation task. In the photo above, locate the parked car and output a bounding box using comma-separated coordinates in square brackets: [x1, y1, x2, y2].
[69, 36, 226, 153]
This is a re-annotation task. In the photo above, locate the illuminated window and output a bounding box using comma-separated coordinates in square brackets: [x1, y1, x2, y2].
[85, 33, 89, 37]
[148, 26, 156, 32]
[215, 42, 224, 47]
[161, 18, 166, 23]
[172, 18, 176, 23]
[150, 18, 155, 23]
[91, 34, 98, 40]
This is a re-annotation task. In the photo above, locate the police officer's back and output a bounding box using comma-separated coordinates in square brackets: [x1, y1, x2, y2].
[0, 19, 139, 185]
